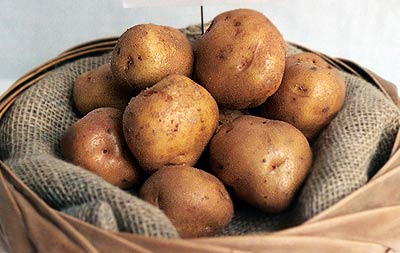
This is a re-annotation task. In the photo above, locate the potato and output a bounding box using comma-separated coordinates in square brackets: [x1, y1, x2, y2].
[139, 165, 233, 238]
[111, 24, 194, 92]
[73, 64, 134, 115]
[261, 53, 346, 139]
[123, 74, 219, 174]
[209, 115, 312, 213]
[61, 107, 143, 189]
[194, 9, 286, 109]
[285, 52, 331, 69]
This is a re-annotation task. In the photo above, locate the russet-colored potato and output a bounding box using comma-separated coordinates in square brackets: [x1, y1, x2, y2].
[209, 115, 312, 213]
[261, 53, 346, 140]
[111, 24, 194, 92]
[139, 165, 233, 238]
[194, 9, 286, 109]
[61, 107, 143, 189]
[73, 64, 134, 115]
[123, 75, 218, 174]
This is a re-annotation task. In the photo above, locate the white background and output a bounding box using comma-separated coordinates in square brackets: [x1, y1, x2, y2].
[0, 0, 399, 96]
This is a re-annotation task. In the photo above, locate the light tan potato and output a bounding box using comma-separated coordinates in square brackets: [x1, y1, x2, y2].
[73, 64, 134, 115]
[261, 53, 346, 139]
[209, 115, 312, 213]
[194, 9, 286, 109]
[61, 107, 143, 189]
[111, 24, 194, 92]
[123, 74, 219, 174]
[139, 165, 233, 238]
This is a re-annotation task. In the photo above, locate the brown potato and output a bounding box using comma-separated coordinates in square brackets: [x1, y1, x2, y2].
[139, 165, 233, 238]
[209, 115, 312, 213]
[73, 64, 134, 115]
[194, 9, 286, 109]
[111, 24, 194, 92]
[61, 107, 143, 189]
[123, 74, 219, 174]
[261, 53, 346, 139]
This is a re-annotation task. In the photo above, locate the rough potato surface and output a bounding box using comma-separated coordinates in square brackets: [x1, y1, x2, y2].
[123, 75, 218, 174]
[111, 24, 194, 91]
[73, 64, 133, 115]
[194, 9, 286, 109]
[139, 165, 234, 238]
[61, 108, 143, 189]
[209, 115, 312, 213]
[261, 53, 346, 139]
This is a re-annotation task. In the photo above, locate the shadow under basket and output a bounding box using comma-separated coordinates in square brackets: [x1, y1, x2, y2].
[1, 26, 400, 252]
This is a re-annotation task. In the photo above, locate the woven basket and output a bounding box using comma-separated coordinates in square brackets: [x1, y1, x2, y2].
[1, 29, 400, 252]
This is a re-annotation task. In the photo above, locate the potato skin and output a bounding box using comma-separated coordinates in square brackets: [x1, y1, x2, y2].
[194, 9, 286, 109]
[209, 115, 312, 213]
[217, 107, 246, 132]
[139, 165, 234, 238]
[61, 107, 143, 189]
[73, 64, 134, 115]
[285, 52, 331, 69]
[111, 24, 194, 91]
[261, 53, 346, 140]
[123, 74, 219, 174]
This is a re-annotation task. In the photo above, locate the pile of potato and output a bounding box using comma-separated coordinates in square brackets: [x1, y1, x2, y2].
[61, 8, 346, 238]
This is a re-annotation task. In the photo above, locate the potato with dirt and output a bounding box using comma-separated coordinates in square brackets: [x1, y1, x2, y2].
[194, 8, 286, 109]
[209, 115, 312, 213]
[73, 64, 134, 115]
[261, 53, 346, 140]
[123, 74, 219, 174]
[111, 24, 194, 92]
[61, 107, 143, 189]
[139, 165, 234, 238]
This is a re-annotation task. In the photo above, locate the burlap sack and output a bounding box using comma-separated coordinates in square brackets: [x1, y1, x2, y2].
[0, 36, 399, 238]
